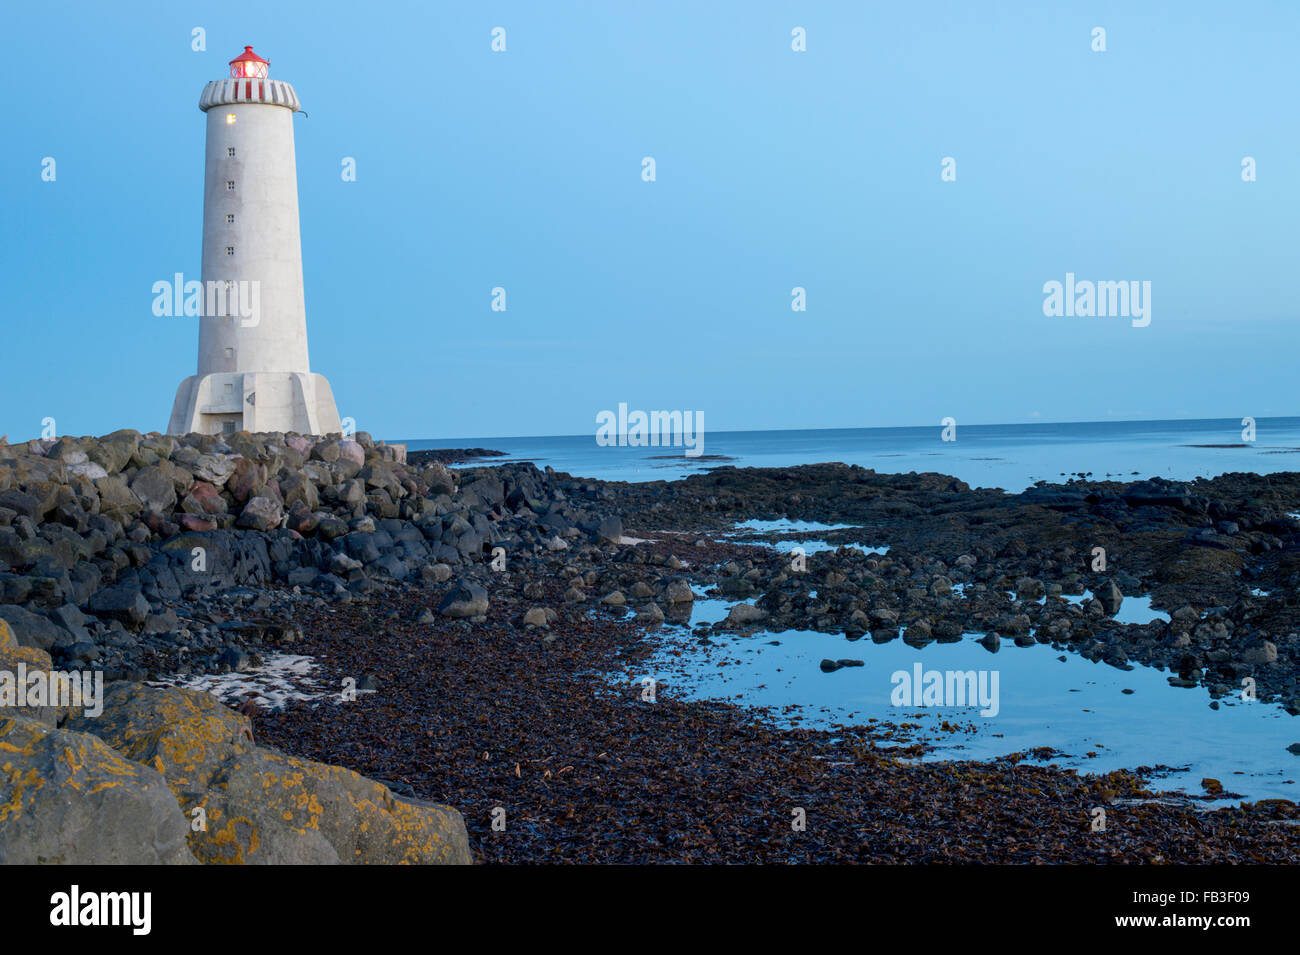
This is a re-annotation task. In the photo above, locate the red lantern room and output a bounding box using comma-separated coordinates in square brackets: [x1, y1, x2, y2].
[229, 46, 269, 79]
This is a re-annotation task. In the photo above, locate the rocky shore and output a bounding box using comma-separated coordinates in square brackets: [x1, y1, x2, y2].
[1, 430, 1297, 863]
[405, 448, 508, 466]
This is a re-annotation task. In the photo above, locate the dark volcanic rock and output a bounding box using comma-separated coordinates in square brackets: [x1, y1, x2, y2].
[88, 579, 150, 628]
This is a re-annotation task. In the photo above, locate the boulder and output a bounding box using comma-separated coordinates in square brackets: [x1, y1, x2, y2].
[635, 602, 666, 624]
[0, 604, 67, 650]
[724, 602, 767, 626]
[0, 639, 76, 726]
[1123, 479, 1193, 509]
[1014, 577, 1044, 601]
[422, 463, 456, 496]
[1095, 580, 1123, 616]
[64, 684, 471, 865]
[87, 431, 141, 474]
[93, 475, 142, 524]
[191, 454, 235, 487]
[236, 496, 284, 532]
[180, 480, 227, 515]
[337, 440, 366, 467]
[0, 714, 196, 864]
[421, 563, 454, 585]
[0, 490, 45, 522]
[664, 580, 695, 604]
[178, 514, 218, 532]
[87, 580, 150, 628]
[438, 581, 488, 618]
[226, 458, 268, 503]
[315, 514, 349, 541]
[129, 465, 178, 514]
[1243, 640, 1278, 665]
[279, 472, 320, 511]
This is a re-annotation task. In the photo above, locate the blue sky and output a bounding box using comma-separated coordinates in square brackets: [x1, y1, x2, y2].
[2, 0, 1296, 442]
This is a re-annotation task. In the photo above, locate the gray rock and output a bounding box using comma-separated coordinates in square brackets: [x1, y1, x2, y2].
[597, 515, 623, 544]
[0, 490, 45, 522]
[330, 552, 364, 576]
[93, 476, 142, 524]
[0, 604, 67, 650]
[315, 515, 349, 541]
[87, 581, 150, 628]
[636, 602, 665, 624]
[438, 580, 488, 618]
[724, 602, 766, 626]
[64, 642, 99, 663]
[1243, 640, 1277, 665]
[664, 580, 695, 604]
[47, 602, 89, 632]
[1095, 580, 1123, 616]
[236, 496, 284, 532]
[218, 647, 251, 671]
[1014, 577, 1044, 601]
[129, 465, 178, 514]
[421, 562, 454, 585]
[377, 554, 412, 580]
[287, 566, 320, 587]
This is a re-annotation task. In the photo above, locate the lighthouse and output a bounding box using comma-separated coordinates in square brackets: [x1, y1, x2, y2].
[167, 46, 342, 436]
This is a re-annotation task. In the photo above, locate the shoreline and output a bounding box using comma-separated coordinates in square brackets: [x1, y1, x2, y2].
[2, 430, 1299, 862]
[255, 569, 1300, 863]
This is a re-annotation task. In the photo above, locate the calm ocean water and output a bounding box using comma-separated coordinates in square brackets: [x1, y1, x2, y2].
[400, 417, 1300, 491]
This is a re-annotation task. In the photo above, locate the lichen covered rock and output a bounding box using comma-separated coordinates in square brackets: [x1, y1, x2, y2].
[65, 683, 471, 865]
[0, 714, 196, 864]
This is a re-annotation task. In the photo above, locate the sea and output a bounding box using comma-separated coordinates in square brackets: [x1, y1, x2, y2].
[400, 416, 1300, 491]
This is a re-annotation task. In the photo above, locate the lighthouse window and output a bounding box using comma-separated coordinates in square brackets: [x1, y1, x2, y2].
[227, 147, 236, 158]
[224, 348, 234, 359]
[226, 113, 236, 125]
[226, 214, 234, 224]
[224, 383, 233, 395]
[226, 247, 234, 256]
[226, 181, 235, 190]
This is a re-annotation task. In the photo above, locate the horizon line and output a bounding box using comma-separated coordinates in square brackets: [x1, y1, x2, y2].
[395, 413, 1297, 447]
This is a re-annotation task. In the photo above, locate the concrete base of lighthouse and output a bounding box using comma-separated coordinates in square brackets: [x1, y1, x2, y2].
[167, 371, 342, 436]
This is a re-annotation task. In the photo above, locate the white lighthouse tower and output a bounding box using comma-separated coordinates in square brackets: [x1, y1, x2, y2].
[168, 46, 342, 436]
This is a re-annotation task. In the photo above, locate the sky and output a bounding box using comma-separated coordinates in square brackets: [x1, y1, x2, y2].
[2, 0, 1296, 443]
